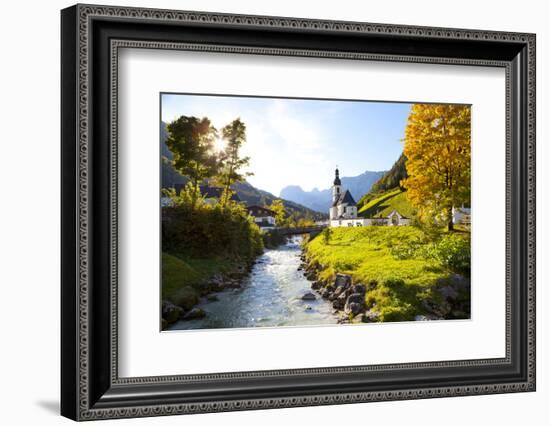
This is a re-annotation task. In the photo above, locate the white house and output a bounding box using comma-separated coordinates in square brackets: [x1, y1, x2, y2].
[246, 205, 276, 230]
[371, 209, 411, 226]
[329, 168, 410, 227]
[452, 205, 471, 225]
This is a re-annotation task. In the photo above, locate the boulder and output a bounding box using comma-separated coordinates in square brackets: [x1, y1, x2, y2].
[332, 293, 347, 310]
[346, 293, 365, 305]
[333, 285, 347, 298]
[438, 285, 459, 301]
[352, 283, 366, 296]
[344, 293, 366, 317]
[183, 308, 206, 320]
[334, 273, 352, 289]
[206, 295, 219, 302]
[344, 302, 364, 316]
[162, 300, 184, 324]
[422, 299, 452, 317]
[301, 292, 316, 301]
[415, 314, 441, 321]
[321, 288, 332, 299]
[361, 310, 380, 323]
[311, 281, 323, 290]
[305, 271, 317, 281]
[224, 280, 242, 289]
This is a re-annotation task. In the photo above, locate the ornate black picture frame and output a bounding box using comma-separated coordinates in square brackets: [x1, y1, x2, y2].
[61, 4, 536, 421]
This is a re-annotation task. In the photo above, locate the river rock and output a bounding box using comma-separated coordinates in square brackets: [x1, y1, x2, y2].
[301, 292, 316, 301]
[162, 301, 184, 324]
[438, 285, 459, 301]
[305, 271, 317, 281]
[344, 293, 366, 316]
[311, 281, 323, 290]
[332, 292, 347, 310]
[346, 293, 365, 305]
[183, 308, 206, 320]
[344, 302, 364, 317]
[361, 310, 380, 323]
[352, 283, 366, 296]
[415, 314, 441, 321]
[334, 273, 352, 289]
[422, 299, 452, 317]
[224, 280, 242, 289]
[333, 285, 347, 298]
[206, 294, 219, 302]
[321, 285, 335, 299]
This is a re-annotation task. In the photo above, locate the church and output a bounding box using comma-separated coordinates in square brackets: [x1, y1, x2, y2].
[329, 168, 368, 227]
[329, 168, 411, 228]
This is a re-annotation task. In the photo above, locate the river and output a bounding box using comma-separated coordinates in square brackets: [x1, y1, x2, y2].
[168, 235, 339, 331]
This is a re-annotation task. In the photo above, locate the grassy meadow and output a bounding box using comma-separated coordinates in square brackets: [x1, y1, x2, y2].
[305, 226, 470, 322]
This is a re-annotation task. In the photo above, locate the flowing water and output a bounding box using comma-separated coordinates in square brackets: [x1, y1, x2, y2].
[168, 235, 338, 331]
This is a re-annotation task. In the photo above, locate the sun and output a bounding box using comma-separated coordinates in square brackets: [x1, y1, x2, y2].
[213, 137, 227, 153]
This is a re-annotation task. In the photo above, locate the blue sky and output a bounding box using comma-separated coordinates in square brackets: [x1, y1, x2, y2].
[161, 94, 411, 196]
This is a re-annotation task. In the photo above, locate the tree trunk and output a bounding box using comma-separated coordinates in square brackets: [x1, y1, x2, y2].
[447, 206, 454, 231]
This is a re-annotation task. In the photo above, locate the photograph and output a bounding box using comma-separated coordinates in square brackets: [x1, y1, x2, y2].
[160, 94, 472, 331]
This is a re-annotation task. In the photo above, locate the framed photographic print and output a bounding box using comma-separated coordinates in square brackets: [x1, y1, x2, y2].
[61, 4, 536, 421]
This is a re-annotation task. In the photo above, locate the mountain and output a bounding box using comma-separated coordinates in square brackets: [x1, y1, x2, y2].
[357, 153, 408, 208]
[355, 153, 413, 219]
[280, 170, 386, 213]
[231, 182, 327, 220]
[160, 122, 326, 220]
[369, 153, 408, 193]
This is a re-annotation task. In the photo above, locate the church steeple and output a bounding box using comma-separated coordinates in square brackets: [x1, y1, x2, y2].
[333, 167, 341, 186]
[332, 166, 342, 205]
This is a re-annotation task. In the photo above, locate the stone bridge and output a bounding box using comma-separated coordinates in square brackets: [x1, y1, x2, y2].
[270, 225, 327, 237]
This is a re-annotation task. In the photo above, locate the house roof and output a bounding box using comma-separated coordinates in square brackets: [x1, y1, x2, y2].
[387, 209, 408, 219]
[332, 189, 357, 207]
[246, 205, 276, 217]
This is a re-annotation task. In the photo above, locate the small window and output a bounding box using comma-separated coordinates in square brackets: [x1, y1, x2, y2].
[347, 223, 353, 227]
[356, 223, 362, 227]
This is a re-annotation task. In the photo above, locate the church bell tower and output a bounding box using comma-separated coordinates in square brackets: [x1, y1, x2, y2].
[332, 167, 342, 204]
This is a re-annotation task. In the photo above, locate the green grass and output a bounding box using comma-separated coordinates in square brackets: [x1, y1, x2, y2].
[162, 252, 231, 309]
[358, 188, 414, 219]
[305, 226, 453, 322]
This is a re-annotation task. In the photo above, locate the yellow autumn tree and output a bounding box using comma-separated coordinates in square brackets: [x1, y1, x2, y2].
[402, 104, 471, 231]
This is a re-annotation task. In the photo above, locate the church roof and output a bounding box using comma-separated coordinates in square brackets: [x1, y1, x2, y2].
[332, 189, 357, 207]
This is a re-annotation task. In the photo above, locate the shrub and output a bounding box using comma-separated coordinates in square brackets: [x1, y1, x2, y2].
[432, 234, 470, 275]
[162, 200, 264, 261]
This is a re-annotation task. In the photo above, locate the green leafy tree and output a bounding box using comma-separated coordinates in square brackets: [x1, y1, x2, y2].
[165, 116, 219, 209]
[215, 118, 252, 208]
[322, 227, 332, 245]
[268, 199, 286, 226]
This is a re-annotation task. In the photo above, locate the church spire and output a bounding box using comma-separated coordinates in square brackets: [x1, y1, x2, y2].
[333, 166, 341, 186]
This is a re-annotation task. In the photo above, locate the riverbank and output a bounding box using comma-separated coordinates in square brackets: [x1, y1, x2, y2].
[161, 252, 255, 329]
[167, 236, 339, 330]
[301, 227, 471, 323]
